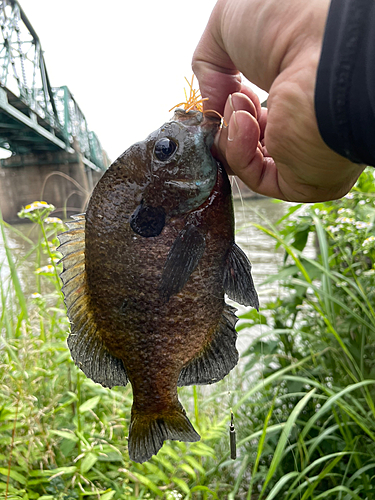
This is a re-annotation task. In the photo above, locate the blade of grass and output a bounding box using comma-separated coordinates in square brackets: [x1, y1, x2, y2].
[247, 393, 277, 500]
[0, 210, 28, 320]
[258, 389, 316, 499]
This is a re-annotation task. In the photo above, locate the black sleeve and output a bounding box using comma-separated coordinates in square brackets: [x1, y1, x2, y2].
[314, 0, 375, 166]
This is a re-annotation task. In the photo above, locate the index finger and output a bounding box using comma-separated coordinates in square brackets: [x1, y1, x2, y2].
[192, 3, 241, 114]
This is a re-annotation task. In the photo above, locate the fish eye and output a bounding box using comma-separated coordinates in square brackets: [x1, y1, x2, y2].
[154, 137, 177, 161]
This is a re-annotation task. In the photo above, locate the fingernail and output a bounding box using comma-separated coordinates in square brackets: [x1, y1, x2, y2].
[228, 93, 235, 113]
[227, 111, 238, 142]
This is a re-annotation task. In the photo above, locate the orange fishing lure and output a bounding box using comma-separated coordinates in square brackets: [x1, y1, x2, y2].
[169, 75, 208, 113]
[170, 75, 226, 124]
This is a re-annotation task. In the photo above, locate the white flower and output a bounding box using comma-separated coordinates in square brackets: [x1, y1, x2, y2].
[345, 192, 354, 199]
[36, 265, 54, 274]
[30, 292, 42, 299]
[45, 216, 63, 224]
[48, 257, 60, 264]
[356, 221, 373, 230]
[359, 200, 366, 205]
[23, 201, 54, 213]
[363, 236, 375, 246]
[335, 217, 355, 224]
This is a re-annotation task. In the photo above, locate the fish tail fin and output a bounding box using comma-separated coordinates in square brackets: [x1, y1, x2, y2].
[128, 403, 200, 463]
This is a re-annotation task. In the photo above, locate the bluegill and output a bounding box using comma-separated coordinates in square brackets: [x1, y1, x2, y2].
[57, 109, 258, 463]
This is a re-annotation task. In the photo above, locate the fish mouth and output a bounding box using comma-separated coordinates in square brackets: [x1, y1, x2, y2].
[173, 108, 203, 126]
[164, 178, 213, 191]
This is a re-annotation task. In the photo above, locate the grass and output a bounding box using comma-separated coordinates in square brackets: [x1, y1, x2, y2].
[1, 168, 375, 499]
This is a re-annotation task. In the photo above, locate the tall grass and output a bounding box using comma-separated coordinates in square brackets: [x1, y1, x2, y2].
[1, 168, 375, 499]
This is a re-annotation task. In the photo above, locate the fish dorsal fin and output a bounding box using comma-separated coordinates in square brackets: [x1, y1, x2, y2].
[57, 215, 128, 388]
[224, 243, 259, 310]
[177, 304, 238, 386]
[159, 224, 206, 301]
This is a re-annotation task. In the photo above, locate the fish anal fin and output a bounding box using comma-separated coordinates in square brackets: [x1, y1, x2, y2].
[159, 224, 205, 301]
[128, 403, 200, 463]
[178, 304, 239, 386]
[57, 214, 129, 389]
[224, 243, 259, 310]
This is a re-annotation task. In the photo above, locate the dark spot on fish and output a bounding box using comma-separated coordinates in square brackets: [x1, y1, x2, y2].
[130, 201, 166, 237]
[154, 137, 177, 161]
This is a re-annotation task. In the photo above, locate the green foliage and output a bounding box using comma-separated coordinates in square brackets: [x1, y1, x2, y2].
[0, 202, 236, 499]
[1, 168, 375, 499]
[233, 168, 375, 499]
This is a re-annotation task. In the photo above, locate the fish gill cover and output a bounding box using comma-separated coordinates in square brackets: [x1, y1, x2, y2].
[57, 77, 259, 463]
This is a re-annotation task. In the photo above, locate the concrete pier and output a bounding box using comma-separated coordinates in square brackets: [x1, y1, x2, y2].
[0, 148, 103, 223]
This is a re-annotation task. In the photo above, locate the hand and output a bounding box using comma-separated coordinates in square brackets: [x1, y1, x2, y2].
[193, 0, 365, 202]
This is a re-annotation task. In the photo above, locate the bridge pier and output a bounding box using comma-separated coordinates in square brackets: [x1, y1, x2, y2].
[0, 148, 103, 223]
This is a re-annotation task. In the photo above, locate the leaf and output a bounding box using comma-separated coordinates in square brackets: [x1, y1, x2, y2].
[259, 389, 316, 497]
[264, 471, 299, 500]
[100, 491, 116, 500]
[142, 462, 169, 483]
[191, 485, 219, 498]
[184, 455, 205, 475]
[178, 463, 196, 480]
[292, 227, 310, 252]
[29, 466, 77, 477]
[79, 396, 100, 413]
[172, 477, 191, 495]
[80, 452, 98, 474]
[189, 441, 216, 457]
[129, 471, 164, 496]
[0, 468, 27, 484]
[49, 430, 78, 442]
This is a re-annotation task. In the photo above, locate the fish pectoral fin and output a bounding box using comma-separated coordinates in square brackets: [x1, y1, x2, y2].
[224, 243, 259, 310]
[58, 214, 129, 389]
[159, 224, 205, 301]
[178, 304, 239, 386]
[128, 403, 200, 463]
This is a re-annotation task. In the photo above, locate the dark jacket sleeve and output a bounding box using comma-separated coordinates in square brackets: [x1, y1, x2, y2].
[315, 0, 375, 166]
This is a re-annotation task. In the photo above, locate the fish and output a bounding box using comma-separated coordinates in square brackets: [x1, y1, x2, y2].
[57, 108, 259, 463]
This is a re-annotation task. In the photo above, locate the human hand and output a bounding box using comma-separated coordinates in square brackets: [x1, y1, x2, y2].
[193, 0, 366, 202]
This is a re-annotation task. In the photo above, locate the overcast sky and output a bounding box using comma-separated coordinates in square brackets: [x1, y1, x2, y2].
[18, 0, 267, 162]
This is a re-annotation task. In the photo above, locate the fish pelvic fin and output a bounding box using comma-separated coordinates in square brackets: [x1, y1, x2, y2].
[57, 214, 129, 388]
[128, 403, 200, 463]
[224, 242, 259, 310]
[178, 304, 239, 386]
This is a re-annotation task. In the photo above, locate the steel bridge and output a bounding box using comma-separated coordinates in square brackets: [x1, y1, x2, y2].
[0, 0, 107, 172]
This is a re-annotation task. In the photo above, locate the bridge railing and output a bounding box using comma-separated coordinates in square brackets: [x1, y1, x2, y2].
[0, 0, 108, 171]
[53, 86, 108, 171]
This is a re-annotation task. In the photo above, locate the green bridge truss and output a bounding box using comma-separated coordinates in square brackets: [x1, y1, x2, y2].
[0, 0, 108, 171]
